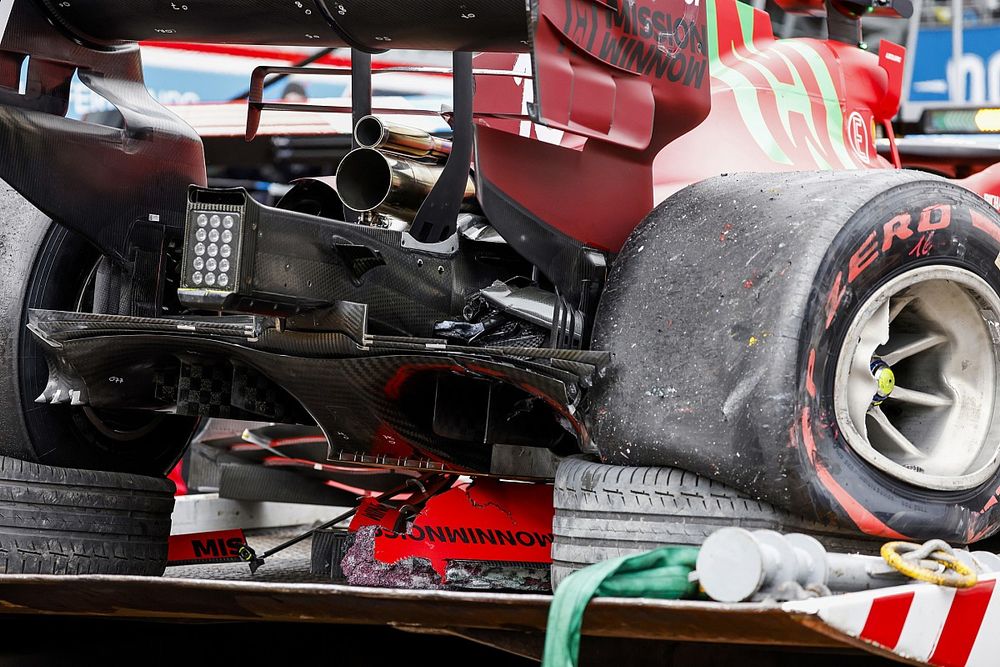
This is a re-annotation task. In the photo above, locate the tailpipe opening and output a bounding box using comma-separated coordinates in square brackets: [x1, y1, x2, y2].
[334, 147, 477, 224]
[354, 115, 452, 161]
[335, 148, 395, 213]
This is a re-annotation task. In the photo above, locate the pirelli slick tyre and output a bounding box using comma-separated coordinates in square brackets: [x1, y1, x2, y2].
[550, 457, 880, 588]
[0, 455, 175, 575]
[588, 170, 1000, 544]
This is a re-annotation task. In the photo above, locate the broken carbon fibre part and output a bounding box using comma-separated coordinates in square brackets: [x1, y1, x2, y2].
[238, 474, 454, 574]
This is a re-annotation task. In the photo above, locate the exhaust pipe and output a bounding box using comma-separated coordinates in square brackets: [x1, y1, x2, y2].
[334, 148, 476, 223]
[277, 176, 345, 221]
[353, 115, 452, 161]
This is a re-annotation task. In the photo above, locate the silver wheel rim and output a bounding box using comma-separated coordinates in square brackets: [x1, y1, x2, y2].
[833, 265, 1000, 490]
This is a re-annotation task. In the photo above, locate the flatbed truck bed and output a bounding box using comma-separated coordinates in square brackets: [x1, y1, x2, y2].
[0, 525, 865, 665]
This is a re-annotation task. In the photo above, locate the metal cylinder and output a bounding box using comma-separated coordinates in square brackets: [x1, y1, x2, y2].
[277, 176, 345, 221]
[695, 527, 1000, 603]
[334, 148, 476, 223]
[354, 116, 452, 161]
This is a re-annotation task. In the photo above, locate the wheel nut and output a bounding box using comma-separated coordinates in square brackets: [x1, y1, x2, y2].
[871, 360, 895, 405]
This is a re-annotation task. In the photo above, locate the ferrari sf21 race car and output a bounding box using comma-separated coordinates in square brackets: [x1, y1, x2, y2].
[0, 0, 1000, 581]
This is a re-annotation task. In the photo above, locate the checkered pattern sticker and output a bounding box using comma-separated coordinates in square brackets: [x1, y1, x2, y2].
[176, 363, 234, 418]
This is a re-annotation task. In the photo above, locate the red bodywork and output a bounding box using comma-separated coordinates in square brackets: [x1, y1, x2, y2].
[351, 479, 554, 586]
[473, 0, 1000, 253]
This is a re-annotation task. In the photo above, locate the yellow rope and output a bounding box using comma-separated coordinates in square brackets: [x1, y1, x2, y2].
[881, 541, 978, 588]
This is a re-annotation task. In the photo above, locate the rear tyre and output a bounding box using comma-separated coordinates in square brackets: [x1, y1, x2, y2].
[0, 455, 175, 575]
[0, 182, 195, 474]
[587, 170, 1000, 543]
[550, 457, 879, 588]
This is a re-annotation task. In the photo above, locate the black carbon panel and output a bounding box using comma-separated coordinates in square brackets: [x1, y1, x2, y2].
[39, 0, 530, 51]
[47, 334, 496, 470]
[0, 1, 206, 261]
[261, 459, 413, 492]
[40, 0, 345, 47]
[186, 442, 236, 492]
[30, 309, 610, 372]
[30, 325, 590, 472]
[219, 195, 484, 336]
[286, 301, 369, 343]
[477, 177, 588, 305]
[176, 362, 235, 418]
[219, 463, 356, 506]
[28, 310, 261, 340]
[320, 0, 530, 51]
[370, 335, 611, 367]
[253, 330, 362, 357]
[231, 364, 297, 420]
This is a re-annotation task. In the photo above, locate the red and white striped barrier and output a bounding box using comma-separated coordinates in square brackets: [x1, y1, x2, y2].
[785, 573, 1000, 666]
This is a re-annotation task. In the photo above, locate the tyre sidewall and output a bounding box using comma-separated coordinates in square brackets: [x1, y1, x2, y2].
[800, 182, 1000, 542]
[1, 185, 194, 474]
[0, 195, 56, 462]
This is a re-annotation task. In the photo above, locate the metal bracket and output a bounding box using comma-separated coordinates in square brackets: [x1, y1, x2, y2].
[347, 48, 372, 224]
[400, 231, 459, 257]
[407, 51, 474, 245]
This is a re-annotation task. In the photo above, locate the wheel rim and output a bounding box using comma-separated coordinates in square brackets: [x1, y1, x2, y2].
[834, 266, 1000, 490]
[74, 260, 166, 443]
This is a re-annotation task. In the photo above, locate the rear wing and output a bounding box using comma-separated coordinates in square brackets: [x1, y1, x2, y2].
[0, 0, 711, 258]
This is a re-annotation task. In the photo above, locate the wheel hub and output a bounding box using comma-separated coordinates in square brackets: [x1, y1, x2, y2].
[870, 360, 895, 405]
[833, 266, 1000, 491]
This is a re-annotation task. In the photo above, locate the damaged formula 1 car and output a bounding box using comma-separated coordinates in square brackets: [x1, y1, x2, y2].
[2, 0, 1000, 580]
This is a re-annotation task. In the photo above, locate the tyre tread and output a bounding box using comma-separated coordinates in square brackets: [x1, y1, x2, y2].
[0, 455, 174, 576]
[551, 457, 880, 588]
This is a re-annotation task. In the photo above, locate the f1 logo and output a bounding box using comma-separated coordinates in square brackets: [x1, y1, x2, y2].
[848, 111, 871, 165]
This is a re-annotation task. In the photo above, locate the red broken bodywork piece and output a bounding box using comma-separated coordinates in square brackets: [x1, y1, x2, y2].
[350, 479, 555, 585]
[168, 459, 187, 496]
[350, 497, 406, 532]
[167, 529, 248, 566]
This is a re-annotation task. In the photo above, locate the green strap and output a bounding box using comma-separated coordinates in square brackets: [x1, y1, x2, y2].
[542, 547, 700, 667]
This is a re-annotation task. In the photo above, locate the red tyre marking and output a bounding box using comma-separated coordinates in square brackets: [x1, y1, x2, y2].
[978, 484, 1000, 513]
[848, 231, 879, 283]
[804, 205, 995, 542]
[825, 271, 846, 329]
[928, 579, 996, 667]
[918, 204, 951, 232]
[908, 233, 935, 258]
[971, 208, 1000, 244]
[859, 592, 915, 650]
[800, 408, 908, 539]
[805, 348, 817, 398]
[881, 213, 913, 252]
